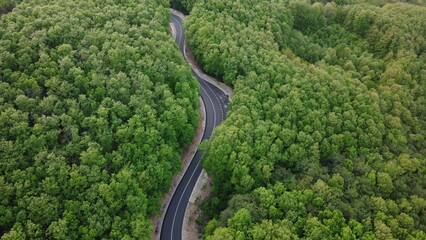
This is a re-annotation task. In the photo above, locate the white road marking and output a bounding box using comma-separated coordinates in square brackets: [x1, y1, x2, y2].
[204, 81, 224, 121]
[170, 83, 217, 240]
[170, 157, 201, 240]
[169, 14, 219, 240]
[171, 15, 183, 49]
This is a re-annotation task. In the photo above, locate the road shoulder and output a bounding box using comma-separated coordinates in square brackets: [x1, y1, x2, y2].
[182, 169, 212, 240]
[170, 9, 235, 101]
[150, 97, 206, 240]
[156, 9, 234, 240]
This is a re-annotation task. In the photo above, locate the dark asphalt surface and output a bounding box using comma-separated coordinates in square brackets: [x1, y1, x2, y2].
[160, 12, 228, 240]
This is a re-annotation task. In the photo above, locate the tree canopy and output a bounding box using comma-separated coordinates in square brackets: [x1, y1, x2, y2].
[178, 0, 426, 239]
[0, 0, 199, 238]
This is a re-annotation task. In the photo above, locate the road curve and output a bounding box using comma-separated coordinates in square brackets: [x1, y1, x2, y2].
[160, 11, 228, 240]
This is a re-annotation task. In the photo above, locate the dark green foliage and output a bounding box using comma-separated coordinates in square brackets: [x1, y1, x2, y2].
[0, 1, 14, 15]
[170, 0, 199, 14]
[178, 0, 426, 239]
[0, 0, 199, 238]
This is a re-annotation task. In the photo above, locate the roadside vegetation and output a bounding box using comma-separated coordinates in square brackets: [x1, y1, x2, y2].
[0, 0, 199, 238]
[177, 0, 426, 239]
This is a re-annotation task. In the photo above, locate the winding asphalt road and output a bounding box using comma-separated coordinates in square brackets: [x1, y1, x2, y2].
[160, 11, 228, 240]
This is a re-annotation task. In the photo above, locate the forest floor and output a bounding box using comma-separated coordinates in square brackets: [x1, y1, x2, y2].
[150, 97, 206, 240]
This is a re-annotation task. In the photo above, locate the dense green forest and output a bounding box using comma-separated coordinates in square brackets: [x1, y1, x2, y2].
[178, 0, 426, 239]
[0, 0, 199, 238]
[171, 0, 426, 14]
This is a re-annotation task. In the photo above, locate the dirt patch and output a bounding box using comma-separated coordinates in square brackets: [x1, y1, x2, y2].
[182, 170, 212, 240]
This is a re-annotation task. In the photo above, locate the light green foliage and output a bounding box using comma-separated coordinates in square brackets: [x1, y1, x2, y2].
[0, 0, 199, 238]
[178, 0, 426, 239]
